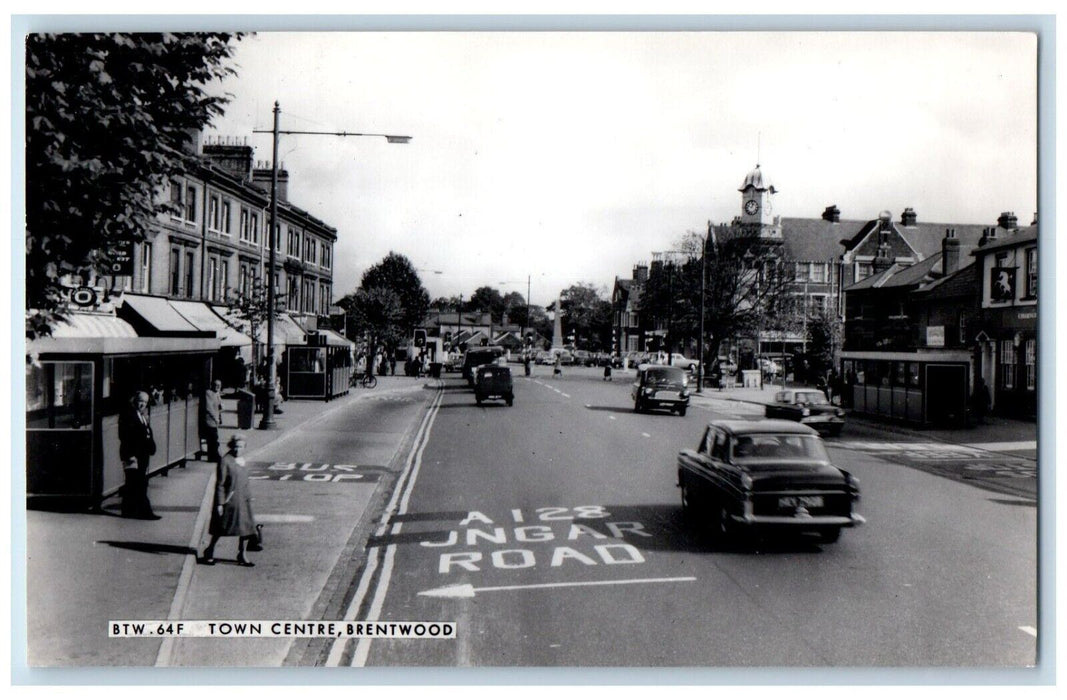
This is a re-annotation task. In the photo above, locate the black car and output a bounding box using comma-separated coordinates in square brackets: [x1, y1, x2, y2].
[676, 420, 864, 545]
[475, 364, 514, 406]
[764, 389, 846, 436]
[632, 364, 690, 416]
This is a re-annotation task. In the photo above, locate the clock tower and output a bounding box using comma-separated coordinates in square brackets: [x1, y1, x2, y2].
[738, 164, 782, 239]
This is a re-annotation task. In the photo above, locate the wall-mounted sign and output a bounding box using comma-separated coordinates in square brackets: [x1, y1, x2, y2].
[70, 286, 98, 307]
[990, 267, 1016, 302]
[926, 325, 945, 347]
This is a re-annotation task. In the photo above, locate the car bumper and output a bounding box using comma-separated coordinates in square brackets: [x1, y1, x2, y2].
[799, 416, 845, 430]
[728, 513, 866, 528]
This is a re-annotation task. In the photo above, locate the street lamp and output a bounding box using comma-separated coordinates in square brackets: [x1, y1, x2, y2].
[253, 101, 411, 429]
[697, 221, 710, 393]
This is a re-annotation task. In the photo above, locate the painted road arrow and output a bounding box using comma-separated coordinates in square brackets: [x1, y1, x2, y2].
[418, 576, 697, 599]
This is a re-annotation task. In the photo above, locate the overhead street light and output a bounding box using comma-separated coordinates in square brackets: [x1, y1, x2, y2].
[252, 101, 411, 429]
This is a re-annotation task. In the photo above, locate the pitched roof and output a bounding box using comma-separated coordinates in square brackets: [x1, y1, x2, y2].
[915, 262, 979, 299]
[970, 227, 1038, 255]
[846, 253, 945, 293]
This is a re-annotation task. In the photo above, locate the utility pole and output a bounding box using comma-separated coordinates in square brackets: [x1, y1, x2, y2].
[697, 221, 709, 393]
[259, 101, 281, 429]
[252, 101, 410, 429]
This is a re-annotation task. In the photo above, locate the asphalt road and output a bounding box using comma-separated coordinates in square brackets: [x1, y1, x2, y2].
[328, 366, 1037, 668]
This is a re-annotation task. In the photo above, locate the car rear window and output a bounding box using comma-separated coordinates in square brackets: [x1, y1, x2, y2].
[794, 391, 829, 405]
[644, 367, 686, 384]
[731, 434, 829, 465]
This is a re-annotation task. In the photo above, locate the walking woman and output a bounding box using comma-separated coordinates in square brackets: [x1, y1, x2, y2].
[201, 434, 258, 567]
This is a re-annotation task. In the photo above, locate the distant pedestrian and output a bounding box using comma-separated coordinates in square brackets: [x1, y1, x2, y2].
[201, 434, 259, 567]
[200, 379, 224, 462]
[971, 376, 991, 425]
[118, 391, 159, 520]
[603, 362, 613, 381]
[390, 356, 397, 376]
[553, 355, 562, 377]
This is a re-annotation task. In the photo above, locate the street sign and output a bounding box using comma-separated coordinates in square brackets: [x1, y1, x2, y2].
[109, 238, 135, 276]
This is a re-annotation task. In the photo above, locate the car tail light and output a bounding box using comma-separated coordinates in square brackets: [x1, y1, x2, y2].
[801, 408, 811, 417]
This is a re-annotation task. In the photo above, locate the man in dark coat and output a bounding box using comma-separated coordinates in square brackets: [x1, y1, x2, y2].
[200, 379, 224, 462]
[119, 391, 159, 519]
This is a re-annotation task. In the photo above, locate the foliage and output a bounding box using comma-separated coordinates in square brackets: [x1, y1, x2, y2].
[467, 286, 506, 323]
[804, 309, 842, 378]
[25, 32, 243, 338]
[560, 282, 612, 350]
[354, 252, 430, 336]
[225, 277, 283, 373]
[637, 229, 796, 361]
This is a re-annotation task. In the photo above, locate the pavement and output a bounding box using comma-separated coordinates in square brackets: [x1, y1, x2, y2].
[23, 374, 439, 669]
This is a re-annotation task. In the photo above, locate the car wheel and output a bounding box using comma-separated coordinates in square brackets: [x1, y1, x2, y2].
[506, 395, 514, 406]
[679, 475, 699, 522]
[634, 399, 643, 414]
[819, 527, 841, 544]
[829, 426, 843, 438]
[706, 501, 731, 546]
[678, 406, 687, 417]
[475, 395, 483, 405]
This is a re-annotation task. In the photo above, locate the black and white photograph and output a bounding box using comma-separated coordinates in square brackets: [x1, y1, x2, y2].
[12, 11, 1050, 685]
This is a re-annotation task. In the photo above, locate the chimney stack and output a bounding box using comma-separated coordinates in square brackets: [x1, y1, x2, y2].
[997, 211, 1018, 230]
[202, 137, 254, 181]
[900, 208, 917, 227]
[978, 226, 998, 247]
[942, 228, 960, 275]
[822, 205, 841, 223]
[633, 264, 649, 285]
[253, 161, 289, 202]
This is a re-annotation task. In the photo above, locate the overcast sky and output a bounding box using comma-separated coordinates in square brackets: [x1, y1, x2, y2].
[205, 31, 1037, 306]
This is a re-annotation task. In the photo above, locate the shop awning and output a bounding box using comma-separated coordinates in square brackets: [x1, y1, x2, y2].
[168, 300, 253, 348]
[320, 328, 355, 348]
[211, 307, 306, 350]
[118, 294, 213, 337]
[29, 312, 220, 356]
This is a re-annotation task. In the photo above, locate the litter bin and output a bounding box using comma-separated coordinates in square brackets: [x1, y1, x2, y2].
[236, 389, 255, 430]
[429, 362, 442, 378]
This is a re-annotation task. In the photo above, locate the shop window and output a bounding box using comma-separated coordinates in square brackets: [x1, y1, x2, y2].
[1025, 248, 1037, 299]
[1000, 339, 1017, 390]
[1025, 339, 1036, 391]
[26, 361, 93, 430]
[907, 362, 920, 388]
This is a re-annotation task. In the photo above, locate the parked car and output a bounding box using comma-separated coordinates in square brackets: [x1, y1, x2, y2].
[764, 389, 846, 437]
[442, 351, 464, 373]
[462, 346, 506, 385]
[475, 364, 514, 406]
[631, 364, 690, 416]
[572, 349, 592, 366]
[676, 419, 864, 545]
[668, 353, 700, 372]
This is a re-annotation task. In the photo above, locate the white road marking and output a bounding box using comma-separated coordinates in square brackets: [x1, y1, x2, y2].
[1019, 626, 1038, 637]
[418, 576, 697, 599]
[561, 393, 570, 398]
[255, 514, 315, 524]
[964, 441, 1036, 452]
[609, 416, 616, 421]
[323, 389, 444, 667]
[642, 433, 651, 438]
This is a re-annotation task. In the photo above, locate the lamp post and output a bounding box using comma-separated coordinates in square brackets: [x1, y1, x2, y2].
[253, 101, 411, 429]
[697, 221, 709, 393]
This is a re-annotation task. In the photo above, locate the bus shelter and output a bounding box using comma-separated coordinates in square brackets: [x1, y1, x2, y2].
[26, 311, 218, 506]
[839, 350, 972, 427]
[285, 330, 354, 400]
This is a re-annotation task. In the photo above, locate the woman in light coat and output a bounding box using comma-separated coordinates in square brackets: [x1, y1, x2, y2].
[201, 434, 258, 567]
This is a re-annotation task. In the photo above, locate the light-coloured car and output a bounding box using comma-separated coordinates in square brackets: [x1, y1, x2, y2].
[668, 353, 700, 372]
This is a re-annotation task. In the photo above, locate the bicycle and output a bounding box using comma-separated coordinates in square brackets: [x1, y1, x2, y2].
[351, 371, 377, 389]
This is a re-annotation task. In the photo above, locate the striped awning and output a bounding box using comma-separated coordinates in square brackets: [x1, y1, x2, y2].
[49, 313, 138, 339]
[168, 300, 252, 347]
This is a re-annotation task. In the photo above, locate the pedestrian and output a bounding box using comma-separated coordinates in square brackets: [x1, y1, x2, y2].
[200, 379, 224, 462]
[971, 376, 991, 425]
[603, 361, 613, 381]
[390, 355, 397, 376]
[553, 354, 562, 377]
[118, 391, 159, 520]
[201, 434, 259, 567]
[523, 354, 531, 377]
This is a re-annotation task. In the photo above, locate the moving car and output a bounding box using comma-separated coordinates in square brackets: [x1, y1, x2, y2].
[475, 364, 514, 406]
[462, 346, 506, 385]
[765, 389, 846, 436]
[442, 351, 464, 373]
[631, 364, 690, 416]
[676, 420, 864, 545]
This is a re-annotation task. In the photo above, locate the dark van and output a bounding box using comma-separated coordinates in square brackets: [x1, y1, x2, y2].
[462, 346, 506, 386]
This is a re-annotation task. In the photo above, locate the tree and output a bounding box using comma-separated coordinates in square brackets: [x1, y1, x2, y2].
[501, 291, 527, 326]
[25, 32, 243, 339]
[804, 309, 843, 381]
[638, 229, 795, 366]
[356, 252, 430, 336]
[339, 286, 404, 377]
[468, 286, 506, 323]
[560, 283, 612, 350]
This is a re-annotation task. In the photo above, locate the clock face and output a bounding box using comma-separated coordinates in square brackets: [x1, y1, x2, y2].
[744, 199, 760, 215]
